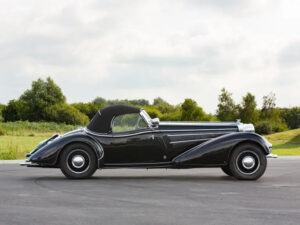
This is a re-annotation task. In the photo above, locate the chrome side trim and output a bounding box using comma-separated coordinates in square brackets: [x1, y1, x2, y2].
[160, 129, 235, 133]
[85, 128, 235, 138]
[167, 129, 236, 136]
[85, 128, 154, 137]
[159, 121, 238, 126]
[170, 138, 209, 144]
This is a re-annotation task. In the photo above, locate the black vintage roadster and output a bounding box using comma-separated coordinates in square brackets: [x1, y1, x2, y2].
[21, 105, 273, 180]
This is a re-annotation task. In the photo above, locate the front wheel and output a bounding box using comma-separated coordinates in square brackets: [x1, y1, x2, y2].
[221, 165, 233, 176]
[229, 144, 267, 180]
[59, 143, 98, 179]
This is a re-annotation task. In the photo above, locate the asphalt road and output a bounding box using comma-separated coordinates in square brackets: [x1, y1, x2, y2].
[0, 158, 300, 225]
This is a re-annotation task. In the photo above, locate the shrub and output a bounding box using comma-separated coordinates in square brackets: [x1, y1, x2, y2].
[181, 99, 210, 121]
[160, 110, 182, 121]
[44, 104, 89, 126]
[143, 107, 163, 119]
[2, 100, 30, 121]
[280, 107, 300, 129]
[72, 102, 103, 119]
[0, 104, 5, 122]
[0, 128, 4, 136]
[271, 121, 287, 133]
[255, 120, 287, 135]
[255, 121, 272, 134]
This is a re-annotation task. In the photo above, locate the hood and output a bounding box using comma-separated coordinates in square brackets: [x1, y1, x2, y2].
[157, 121, 254, 132]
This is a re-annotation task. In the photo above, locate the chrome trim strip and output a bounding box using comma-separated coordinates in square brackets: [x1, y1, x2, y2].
[160, 129, 236, 133]
[159, 122, 238, 126]
[85, 128, 235, 138]
[167, 129, 236, 136]
[85, 128, 154, 137]
[170, 138, 209, 144]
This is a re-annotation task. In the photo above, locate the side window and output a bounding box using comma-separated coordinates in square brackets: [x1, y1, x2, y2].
[112, 113, 148, 133]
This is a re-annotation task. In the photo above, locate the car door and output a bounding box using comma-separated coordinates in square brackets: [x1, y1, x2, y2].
[104, 113, 165, 164]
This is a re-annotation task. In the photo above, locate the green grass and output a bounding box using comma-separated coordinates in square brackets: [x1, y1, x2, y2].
[264, 128, 300, 156]
[0, 122, 299, 160]
[0, 121, 76, 160]
[0, 121, 76, 136]
[0, 135, 50, 159]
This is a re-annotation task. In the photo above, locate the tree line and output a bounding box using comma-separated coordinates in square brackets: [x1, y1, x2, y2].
[0, 77, 299, 134]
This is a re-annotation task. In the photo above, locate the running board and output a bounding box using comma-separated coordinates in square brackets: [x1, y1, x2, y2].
[104, 162, 173, 168]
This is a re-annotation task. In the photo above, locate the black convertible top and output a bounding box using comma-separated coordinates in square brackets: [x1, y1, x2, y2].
[87, 105, 141, 133]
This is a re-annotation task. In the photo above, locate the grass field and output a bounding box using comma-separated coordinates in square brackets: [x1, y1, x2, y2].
[0, 122, 299, 159]
[265, 128, 300, 156]
[0, 121, 76, 160]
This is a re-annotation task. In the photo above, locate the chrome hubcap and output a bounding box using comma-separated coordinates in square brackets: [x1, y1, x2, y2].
[241, 156, 255, 169]
[236, 151, 260, 175]
[71, 155, 85, 168]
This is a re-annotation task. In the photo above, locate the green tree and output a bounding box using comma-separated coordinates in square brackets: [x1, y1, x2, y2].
[260, 92, 277, 120]
[153, 97, 168, 106]
[72, 102, 103, 119]
[280, 107, 300, 129]
[216, 88, 238, 121]
[0, 104, 5, 122]
[181, 99, 207, 121]
[152, 97, 175, 114]
[20, 77, 66, 121]
[128, 99, 149, 106]
[257, 93, 287, 133]
[160, 107, 182, 121]
[2, 100, 30, 121]
[238, 93, 258, 123]
[93, 97, 107, 105]
[143, 106, 163, 119]
[44, 103, 89, 125]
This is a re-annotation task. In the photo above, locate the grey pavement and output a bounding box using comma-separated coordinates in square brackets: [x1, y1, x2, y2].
[0, 158, 300, 225]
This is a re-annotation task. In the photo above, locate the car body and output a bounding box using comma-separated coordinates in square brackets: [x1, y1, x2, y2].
[21, 105, 273, 180]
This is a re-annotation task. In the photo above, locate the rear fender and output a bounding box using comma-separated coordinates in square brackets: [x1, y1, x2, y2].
[172, 132, 271, 165]
[29, 133, 104, 167]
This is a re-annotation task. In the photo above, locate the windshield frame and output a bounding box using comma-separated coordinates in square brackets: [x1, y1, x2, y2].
[140, 110, 152, 128]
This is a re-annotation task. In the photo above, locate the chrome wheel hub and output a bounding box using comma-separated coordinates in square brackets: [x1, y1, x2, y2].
[241, 156, 255, 169]
[71, 155, 85, 168]
[236, 151, 260, 175]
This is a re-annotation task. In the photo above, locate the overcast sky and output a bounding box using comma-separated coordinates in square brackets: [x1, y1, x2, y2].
[0, 0, 299, 113]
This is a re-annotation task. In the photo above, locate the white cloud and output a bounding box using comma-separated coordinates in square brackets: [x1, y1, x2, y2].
[0, 0, 299, 113]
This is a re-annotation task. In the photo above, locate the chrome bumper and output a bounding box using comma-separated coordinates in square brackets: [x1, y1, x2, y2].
[267, 153, 278, 158]
[20, 161, 40, 167]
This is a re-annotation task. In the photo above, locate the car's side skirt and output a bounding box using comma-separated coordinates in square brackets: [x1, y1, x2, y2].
[103, 162, 226, 168]
[103, 162, 174, 168]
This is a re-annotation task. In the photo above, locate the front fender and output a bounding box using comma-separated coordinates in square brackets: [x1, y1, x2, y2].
[29, 132, 104, 167]
[172, 132, 271, 166]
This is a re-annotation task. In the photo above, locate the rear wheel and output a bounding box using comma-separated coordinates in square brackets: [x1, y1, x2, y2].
[59, 143, 98, 179]
[229, 144, 267, 180]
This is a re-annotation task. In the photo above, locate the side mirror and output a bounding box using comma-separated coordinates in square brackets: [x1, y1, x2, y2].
[151, 118, 160, 126]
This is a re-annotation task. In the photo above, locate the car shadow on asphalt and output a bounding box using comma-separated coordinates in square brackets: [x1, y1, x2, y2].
[21, 174, 238, 183]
